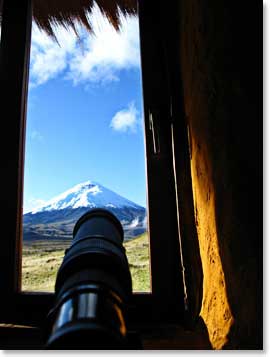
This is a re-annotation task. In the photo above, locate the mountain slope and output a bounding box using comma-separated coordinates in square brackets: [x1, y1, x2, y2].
[23, 180, 147, 241]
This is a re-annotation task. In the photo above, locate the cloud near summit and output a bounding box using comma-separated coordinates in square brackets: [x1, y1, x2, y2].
[30, 4, 140, 87]
[110, 102, 139, 133]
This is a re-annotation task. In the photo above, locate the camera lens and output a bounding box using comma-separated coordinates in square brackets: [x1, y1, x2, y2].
[46, 208, 132, 349]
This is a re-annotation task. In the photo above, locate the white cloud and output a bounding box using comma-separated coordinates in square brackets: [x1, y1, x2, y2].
[110, 102, 139, 132]
[23, 198, 46, 213]
[142, 215, 147, 228]
[127, 217, 139, 229]
[30, 4, 140, 87]
[29, 130, 43, 141]
[67, 8, 140, 84]
[30, 24, 77, 86]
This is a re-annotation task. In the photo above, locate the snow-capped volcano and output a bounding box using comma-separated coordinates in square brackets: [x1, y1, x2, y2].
[30, 180, 142, 213]
[23, 180, 146, 241]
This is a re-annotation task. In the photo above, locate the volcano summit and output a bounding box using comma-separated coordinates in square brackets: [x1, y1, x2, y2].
[23, 181, 147, 241]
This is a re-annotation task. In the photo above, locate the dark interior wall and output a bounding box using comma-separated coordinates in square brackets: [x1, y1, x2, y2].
[0, 0, 262, 350]
[175, 0, 261, 349]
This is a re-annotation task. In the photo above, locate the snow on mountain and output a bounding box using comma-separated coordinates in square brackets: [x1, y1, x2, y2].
[23, 180, 146, 240]
[30, 180, 142, 214]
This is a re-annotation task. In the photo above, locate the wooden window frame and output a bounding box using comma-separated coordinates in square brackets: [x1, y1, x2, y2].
[0, 0, 201, 329]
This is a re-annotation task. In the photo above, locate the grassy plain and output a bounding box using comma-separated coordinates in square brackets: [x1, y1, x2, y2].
[22, 233, 150, 292]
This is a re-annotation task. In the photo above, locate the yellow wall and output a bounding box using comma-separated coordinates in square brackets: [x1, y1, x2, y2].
[178, 0, 261, 349]
[188, 125, 233, 349]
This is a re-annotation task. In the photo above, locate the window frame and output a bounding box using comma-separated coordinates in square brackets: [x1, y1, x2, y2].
[0, 0, 201, 328]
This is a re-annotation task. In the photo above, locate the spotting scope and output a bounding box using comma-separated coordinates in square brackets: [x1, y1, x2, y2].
[46, 208, 133, 349]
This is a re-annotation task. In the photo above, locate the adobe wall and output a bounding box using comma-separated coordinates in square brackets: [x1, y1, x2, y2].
[178, 0, 261, 349]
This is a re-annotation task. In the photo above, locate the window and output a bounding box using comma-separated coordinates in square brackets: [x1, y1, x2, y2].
[21, 5, 150, 293]
[0, 0, 201, 325]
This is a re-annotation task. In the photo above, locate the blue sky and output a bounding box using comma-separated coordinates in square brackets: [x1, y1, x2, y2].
[23, 6, 147, 212]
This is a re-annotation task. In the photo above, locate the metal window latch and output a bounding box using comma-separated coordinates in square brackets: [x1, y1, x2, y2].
[149, 111, 160, 155]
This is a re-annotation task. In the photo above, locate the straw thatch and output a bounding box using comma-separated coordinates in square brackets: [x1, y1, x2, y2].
[0, 0, 137, 40]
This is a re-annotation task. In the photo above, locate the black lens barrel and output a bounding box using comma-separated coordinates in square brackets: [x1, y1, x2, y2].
[46, 208, 133, 349]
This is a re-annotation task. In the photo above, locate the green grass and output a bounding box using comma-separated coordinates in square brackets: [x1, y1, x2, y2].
[124, 233, 151, 292]
[22, 233, 150, 293]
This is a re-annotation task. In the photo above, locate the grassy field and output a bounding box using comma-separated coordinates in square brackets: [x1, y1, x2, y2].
[22, 233, 150, 293]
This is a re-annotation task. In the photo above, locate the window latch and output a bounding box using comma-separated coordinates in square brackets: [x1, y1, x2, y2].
[149, 111, 160, 155]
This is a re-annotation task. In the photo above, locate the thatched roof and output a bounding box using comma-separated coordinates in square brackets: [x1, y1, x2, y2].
[0, 0, 137, 39]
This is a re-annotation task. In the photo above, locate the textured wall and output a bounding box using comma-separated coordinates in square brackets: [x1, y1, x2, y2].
[178, 0, 261, 349]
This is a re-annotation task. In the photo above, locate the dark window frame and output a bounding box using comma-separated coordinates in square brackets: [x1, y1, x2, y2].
[0, 0, 201, 328]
